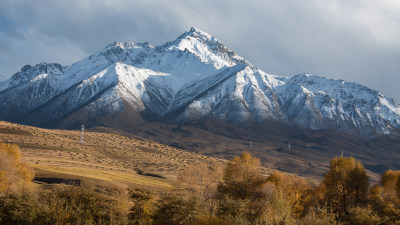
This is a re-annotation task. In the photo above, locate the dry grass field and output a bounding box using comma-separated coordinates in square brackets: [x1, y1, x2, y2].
[0, 121, 276, 192]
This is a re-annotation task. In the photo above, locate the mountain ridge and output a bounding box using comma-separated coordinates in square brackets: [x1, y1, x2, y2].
[0, 27, 399, 137]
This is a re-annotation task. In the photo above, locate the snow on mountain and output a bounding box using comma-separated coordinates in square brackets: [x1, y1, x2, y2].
[0, 27, 399, 136]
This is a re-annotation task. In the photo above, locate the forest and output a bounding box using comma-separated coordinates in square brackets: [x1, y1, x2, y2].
[1, 142, 400, 225]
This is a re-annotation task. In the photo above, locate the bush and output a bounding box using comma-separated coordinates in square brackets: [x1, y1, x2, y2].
[38, 184, 128, 225]
[216, 195, 262, 224]
[192, 215, 241, 225]
[152, 195, 200, 225]
[343, 207, 380, 225]
[0, 193, 40, 225]
[129, 188, 203, 225]
[0, 184, 129, 225]
[297, 207, 337, 225]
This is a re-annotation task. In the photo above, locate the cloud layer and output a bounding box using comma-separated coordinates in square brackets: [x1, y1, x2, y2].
[1, 0, 399, 100]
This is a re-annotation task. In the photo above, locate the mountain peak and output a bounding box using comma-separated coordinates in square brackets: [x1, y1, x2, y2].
[7, 62, 64, 87]
[176, 27, 216, 43]
[103, 41, 152, 52]
[189, 26, 202, 32]
[160, 27, 246, 68]
[188, 27, 212, 37]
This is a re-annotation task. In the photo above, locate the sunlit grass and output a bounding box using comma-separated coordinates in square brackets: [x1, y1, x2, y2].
[6, 141, 81, 152]
[30, 164, 173, 189]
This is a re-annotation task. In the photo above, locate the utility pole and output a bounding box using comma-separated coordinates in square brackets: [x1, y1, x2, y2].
[79, 125, 85, 144]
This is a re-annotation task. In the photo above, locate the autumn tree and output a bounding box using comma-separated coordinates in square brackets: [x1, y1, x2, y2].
[320, 156, 369, 218]
[0, 143, 34, 196]
[129, 188, 158, 225]
[177, 162, 222, 211]
[370, 170, 400, 221]
[217, 151, 266, 200]
[216, 152, 267, 223]
[380, 170, 400, 202]
[397, 176, 400, 200]
[381, 170, 400, 188]
[267, 171, 312, 217]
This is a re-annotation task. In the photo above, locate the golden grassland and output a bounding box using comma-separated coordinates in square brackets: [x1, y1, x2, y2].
[0, 121, 275, 191]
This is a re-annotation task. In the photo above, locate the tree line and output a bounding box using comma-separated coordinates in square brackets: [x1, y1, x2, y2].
[1, 142, 400, 224]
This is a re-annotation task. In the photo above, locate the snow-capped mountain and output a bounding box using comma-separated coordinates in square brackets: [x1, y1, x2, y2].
[0, 27, 399, 137]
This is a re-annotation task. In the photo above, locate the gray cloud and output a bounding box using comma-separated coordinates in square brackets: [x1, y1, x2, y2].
[0, 0, 399, 101]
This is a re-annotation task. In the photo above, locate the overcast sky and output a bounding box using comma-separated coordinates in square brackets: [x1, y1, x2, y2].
[1, 0, 399, 101]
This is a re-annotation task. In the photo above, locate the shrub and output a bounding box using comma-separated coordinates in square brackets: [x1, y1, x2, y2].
[38, 184, 128, 225]
[152, 195, 200, 225]
[297, 207, 337, 225]
[343, 207, 380, 225]
[216, 195, 262, 224]
[0, 193, 40, 225]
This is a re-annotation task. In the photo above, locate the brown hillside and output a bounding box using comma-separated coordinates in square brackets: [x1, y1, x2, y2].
[0, 121, 276, 191]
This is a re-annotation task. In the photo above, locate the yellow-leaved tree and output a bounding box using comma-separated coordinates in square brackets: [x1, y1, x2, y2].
[319, 156, 369, 218]
[217, 151, 266, 201]
[266, 171, 311, 217]
[369, 170, 400, 222]
[0, 143, 34, 195]
[216, 151, 267, 224]
[397, 175, 400, 200]
[380, 169, 400, 205]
